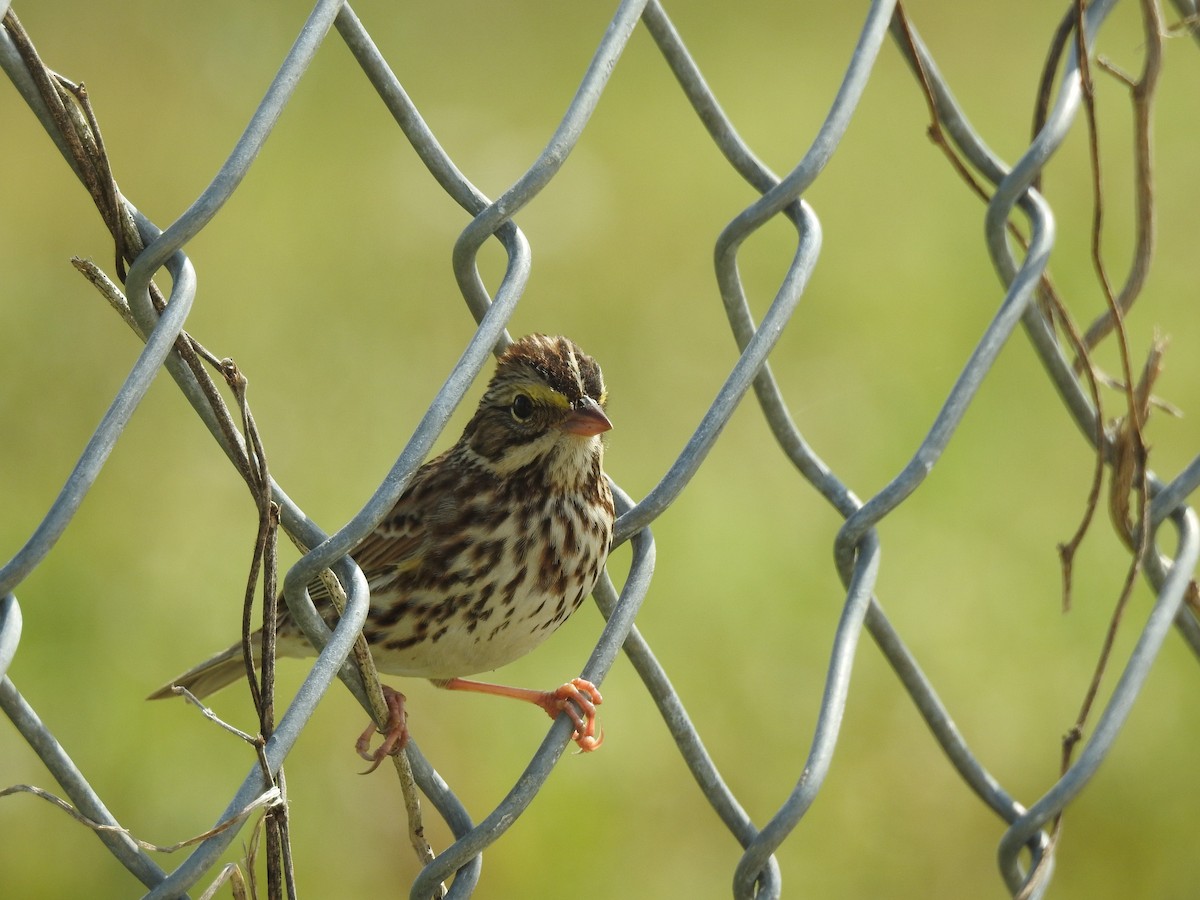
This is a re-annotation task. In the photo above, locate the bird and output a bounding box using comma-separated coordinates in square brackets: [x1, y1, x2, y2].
[150, 334, 615, 767]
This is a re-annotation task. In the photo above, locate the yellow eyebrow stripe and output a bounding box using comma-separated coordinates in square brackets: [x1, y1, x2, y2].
[516, 383, 571, 409]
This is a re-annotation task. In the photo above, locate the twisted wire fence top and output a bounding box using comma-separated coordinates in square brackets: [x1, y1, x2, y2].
[3, 1, 1200, 897]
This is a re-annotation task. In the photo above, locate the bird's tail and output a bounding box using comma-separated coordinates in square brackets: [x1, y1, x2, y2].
[147, 637, 260, 701]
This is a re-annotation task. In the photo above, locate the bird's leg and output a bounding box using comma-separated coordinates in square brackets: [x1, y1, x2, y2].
[355, 684, 409, 774]
[433, 676, 604, 752]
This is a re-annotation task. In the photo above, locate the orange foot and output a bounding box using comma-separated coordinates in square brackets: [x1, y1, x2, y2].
[435, 676, 604, 752]
[355, 684, 408, 774]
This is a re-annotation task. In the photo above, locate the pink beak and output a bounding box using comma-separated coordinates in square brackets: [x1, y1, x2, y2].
[562, 397, 612, 436]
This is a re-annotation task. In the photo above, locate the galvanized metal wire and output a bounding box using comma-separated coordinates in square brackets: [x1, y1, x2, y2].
[3, 2, 1200, 898]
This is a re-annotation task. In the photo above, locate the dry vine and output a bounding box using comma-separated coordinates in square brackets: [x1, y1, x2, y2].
[3, 9, 442, 895]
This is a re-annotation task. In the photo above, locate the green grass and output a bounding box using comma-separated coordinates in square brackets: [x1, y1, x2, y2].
[3, 2, 1200, 897]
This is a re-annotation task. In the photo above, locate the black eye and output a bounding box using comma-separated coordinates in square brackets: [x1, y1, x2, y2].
[510, 393, 535, 421]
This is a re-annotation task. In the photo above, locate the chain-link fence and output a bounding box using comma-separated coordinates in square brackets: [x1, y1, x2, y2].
[4, 1, 1200, 897]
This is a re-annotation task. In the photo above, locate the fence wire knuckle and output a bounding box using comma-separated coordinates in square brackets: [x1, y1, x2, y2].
[3, 1, 1200, 897]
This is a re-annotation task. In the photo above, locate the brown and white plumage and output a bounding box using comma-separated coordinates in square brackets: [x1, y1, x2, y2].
[151, 334, 614, 756]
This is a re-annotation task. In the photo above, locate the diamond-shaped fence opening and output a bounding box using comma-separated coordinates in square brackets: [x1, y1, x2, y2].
[3, 2, 1200, 897]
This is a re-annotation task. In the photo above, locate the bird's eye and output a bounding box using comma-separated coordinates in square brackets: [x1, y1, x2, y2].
[510, 393, 535, 421]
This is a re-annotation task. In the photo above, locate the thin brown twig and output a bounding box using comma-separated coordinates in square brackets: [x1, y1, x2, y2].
[892, 5, 992, 207]
[76, 256, 305, 893]
[3, 12, 106, 219]
[197, 862, 250, 900]
[1030, 6, 1079, 194]
[246, 812, 265, 900]
[55, 76, 128, 277]
[1015, 106, 1093, 900]
[1051, 306, 1107, 614]
[1047, 0, 1113, 858]
[317, 569, 446, 896]
[1165, 11, 1200, 38]
[1025, 4, 1113, 614]
[1024, 4, 1116, 614]
[225, 362, 271, 720]
[274, 769, 298, 900]
[172, 685, 262, 744]
[18, 11, 438, 892]
[223, 357, 295, 900]
[1081, 0, 1161, 689]
[1065, 339, 1165, 738]
[1075, 6, 1161, 356]
[897, 6, 1163, 886]
[893, 3, 1108, 612]
[1050, 0, 1165, 863]
[0, 783, 281, 854]
[12, 11, 256, 495]
[897, 13, 1094, 891]
[14, 15, 297, 886]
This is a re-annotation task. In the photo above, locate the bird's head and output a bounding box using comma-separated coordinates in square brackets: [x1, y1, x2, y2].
[463, 334, 611, 486]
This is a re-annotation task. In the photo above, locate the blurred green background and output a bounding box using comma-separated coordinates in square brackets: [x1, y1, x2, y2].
[3, 1, 1200, 897]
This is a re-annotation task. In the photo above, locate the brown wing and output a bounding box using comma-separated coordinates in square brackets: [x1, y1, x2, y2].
[303, 448, 461, 610]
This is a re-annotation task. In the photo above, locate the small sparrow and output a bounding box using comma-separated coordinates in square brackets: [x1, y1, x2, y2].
[151, 334, 614, 765]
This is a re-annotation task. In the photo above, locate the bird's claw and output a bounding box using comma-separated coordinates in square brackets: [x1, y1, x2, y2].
[355, 685, 409, 774]
[539, 677, 604, 752]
